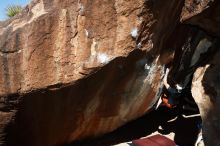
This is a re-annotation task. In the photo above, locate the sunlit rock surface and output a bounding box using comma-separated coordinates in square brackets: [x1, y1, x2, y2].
[0, 0, 170, 145]
[192, 50, 220, 146]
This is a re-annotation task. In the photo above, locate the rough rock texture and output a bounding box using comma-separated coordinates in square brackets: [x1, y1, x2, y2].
[168, 28, 220, 146]
[0, 0, 182, 145]
[180, 1, 220, 145]
[182, 0, 220, 36]
[190, 32, 220, 145]
[192, 63, 220, 146]
[0, 0, 220, 146]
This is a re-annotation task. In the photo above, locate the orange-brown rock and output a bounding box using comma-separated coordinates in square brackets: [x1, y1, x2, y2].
[0, 0, 185, 145]
[181, 0, 220, 36]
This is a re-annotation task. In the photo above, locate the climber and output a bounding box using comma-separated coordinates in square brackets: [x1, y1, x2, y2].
[160, 68, 183, 108]
[158, 66, 200, 116]
[156, 67, 202, 146]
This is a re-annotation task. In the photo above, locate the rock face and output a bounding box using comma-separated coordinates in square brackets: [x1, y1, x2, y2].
[192, 62, 220, 146]
[180, 1, 220, 145]
[0, 0, 178, 145]
[0, 0, 220, 146]
[182, 0, 220, 36]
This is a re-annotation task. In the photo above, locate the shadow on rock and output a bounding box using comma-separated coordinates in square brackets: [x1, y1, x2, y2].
[65, 106, 201, 146]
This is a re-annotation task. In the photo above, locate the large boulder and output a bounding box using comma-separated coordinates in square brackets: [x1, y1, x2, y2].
[0, 0, 185, 145]
[192, 57, 220, 146]
[181, 0, 220, 36]
[181, 1, 220, 145]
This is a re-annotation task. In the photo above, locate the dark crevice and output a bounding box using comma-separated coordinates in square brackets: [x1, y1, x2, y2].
[0, 49, 22, 54]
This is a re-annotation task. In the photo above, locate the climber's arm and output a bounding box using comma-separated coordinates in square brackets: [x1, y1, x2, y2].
[163, 68, 170, 89]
